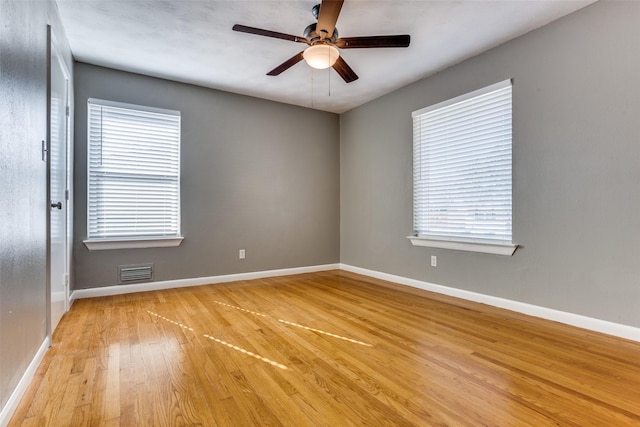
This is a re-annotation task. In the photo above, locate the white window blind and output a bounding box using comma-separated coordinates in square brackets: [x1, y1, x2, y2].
[412, 80, 512, 244]
[87, 99, 181, 240]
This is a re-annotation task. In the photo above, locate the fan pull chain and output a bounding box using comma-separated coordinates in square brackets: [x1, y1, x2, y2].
[328, 65, 332, 97]
[328, 48, 332, 97]
[311, 69, 315, 108]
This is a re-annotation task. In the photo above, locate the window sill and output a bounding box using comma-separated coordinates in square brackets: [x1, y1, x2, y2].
[83, 237, 184, 251]
[408, 236, 517, 256]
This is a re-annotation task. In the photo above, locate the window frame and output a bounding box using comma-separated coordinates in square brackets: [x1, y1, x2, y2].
[408, 80, 517, 256]
[83, 98, 183, 251]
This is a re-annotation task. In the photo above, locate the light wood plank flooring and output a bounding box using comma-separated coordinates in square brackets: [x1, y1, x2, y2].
[10, 270, 640, 426]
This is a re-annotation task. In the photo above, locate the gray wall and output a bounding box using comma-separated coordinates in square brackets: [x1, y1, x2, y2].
[340, 0, 640, 328]
[73, 64, 340, 289]
[0, 0, 72, 414]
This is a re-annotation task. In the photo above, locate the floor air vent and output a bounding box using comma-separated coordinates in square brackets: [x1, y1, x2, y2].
[119, 264, 153, 283]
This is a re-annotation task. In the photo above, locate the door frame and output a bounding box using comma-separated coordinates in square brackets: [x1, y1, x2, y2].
[46, 25, 72, 338]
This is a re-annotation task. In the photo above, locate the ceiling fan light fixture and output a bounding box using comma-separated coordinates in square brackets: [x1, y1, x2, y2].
[303, 44, 339, 69]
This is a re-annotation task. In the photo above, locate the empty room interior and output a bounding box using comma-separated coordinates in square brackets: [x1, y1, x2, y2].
[2, 0, 640, 425]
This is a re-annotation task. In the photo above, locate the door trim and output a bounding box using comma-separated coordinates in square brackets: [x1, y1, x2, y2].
[47, 25, 72, 338]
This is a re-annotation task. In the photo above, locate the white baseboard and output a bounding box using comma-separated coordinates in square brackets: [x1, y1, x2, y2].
[0, 337, 50, 427]
[71, 263, 340, 300]
[340, 264, 640, 343]
[69, 261, 640, 343]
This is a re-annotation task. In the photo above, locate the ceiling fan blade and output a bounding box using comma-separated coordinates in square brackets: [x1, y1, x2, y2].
[335, 35, 411, 49]
[317, 0, 344, 39]
[332, 56, 358, 83]
[267, 52, 305, 76]
[233, 24, 308, 44]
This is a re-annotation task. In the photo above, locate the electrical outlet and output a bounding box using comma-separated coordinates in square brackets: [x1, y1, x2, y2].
[431, 255, 437, 267]
[239, 249, 246, 259]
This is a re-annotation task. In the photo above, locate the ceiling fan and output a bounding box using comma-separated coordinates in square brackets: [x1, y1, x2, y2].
[232, 0, 411, 83]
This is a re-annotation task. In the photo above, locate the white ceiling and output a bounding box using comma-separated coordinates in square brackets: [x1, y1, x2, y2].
[55, 0, 596, 114]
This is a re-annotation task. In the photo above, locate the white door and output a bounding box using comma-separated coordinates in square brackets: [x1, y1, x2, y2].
[49, 41, 69, 333]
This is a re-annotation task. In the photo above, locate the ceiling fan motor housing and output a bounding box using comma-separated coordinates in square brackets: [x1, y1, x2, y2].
[304, 23, 339, 45]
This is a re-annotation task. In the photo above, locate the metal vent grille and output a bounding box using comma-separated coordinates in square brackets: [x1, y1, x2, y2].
[119, 264, 153, 283]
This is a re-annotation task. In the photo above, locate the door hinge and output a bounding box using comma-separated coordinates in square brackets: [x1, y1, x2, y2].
[65, 189, 70, 200]
[66, 106, 70, 117]
[41, 140, 48, 162]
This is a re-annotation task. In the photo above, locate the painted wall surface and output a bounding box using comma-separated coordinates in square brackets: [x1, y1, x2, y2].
[73, 64, 340, 289]
[340, 0, 640, 328]
[0, 0, 72, 413]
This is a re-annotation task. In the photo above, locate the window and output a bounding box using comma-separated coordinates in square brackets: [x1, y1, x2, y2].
[84, 99, 182, 250]
[409, 80, 516, 255]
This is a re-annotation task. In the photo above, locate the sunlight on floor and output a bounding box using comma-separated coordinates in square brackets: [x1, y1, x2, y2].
[147, 310, 289, 370]
[213, 300, 373, 347]
[277, 319, 373, 347]
[202, 334, 288, 370]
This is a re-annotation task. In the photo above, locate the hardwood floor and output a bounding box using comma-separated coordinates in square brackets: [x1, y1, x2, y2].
[10, 270, 640, 426]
